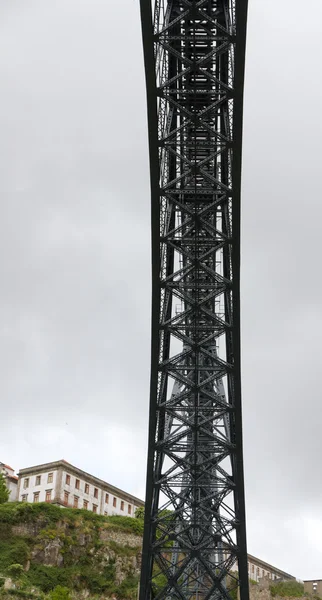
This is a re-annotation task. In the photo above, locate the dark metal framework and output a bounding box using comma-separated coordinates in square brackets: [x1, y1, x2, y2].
[139, 1, 249, 599]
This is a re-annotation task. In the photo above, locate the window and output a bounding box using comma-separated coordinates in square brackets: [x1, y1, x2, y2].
[105, 493, 109, 504]
[64, 491, 69, 506]
[120, 501, 124, 511]
[35, 475, 41, 486]
[252, 565, 254, 573]
[104, 511, 107, 516]
[21, 494, 28, 502]
[75, 479, 80, 490]
[83, 500, 88, 510]
[94, 488, 98, 499]
[85, 483, 89, 494]
[33, 492, 40, 503]
[113, 497, 117, 508]
[93, 504, 97, 513]
[45, 490, 52, 503]
[128, 504, 132, 515]
[66, 474, 71, 485]
[23, 478, 29, 489]
[47, 473, 53, 484]
[73, 496, 79, 509]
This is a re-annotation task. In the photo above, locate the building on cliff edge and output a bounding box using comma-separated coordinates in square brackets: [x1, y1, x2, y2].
[244, 553, 295, 582]
[3, 458, 296, 583]
[17, 459, 144, 517]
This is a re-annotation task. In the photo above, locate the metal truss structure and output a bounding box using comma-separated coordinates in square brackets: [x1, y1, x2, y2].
[139, 1, 249, 599]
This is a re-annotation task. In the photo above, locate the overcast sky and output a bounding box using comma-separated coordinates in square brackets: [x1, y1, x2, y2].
[1, 0, 322, 582]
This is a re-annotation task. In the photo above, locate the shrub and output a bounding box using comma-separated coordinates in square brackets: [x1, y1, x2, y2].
[78, 563, 116, 594]
[0, 522, 12, 541]
[0, 539, 29, 570]
[48, 586, 71, 600]
[105, 515, 144, 535]
[0, 502, 62, 526]
[26, 565, 73, 593]
[0, 503, 19, 524]
[6, 564, 25, 578]
[116, 574, 140, 599]
[108, 540, 139, 557]
[270, 580, 304, 597]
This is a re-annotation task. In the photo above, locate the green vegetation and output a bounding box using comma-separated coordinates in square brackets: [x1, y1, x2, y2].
[105, 514, 144, 535]
[227, 572, 239, 600]
[134, 506, 144, 520]
[5, 566, 25, 580]
[0, 474, 9, 505]
[48, 587, 71, 600]
[270, 580, 305, 597]
[116, 574, 140, 600]
[0, 502, 143, 600]
[0, 502, 144, 535]
[0, 538, 29, 570]
[0, 502, 310, 600]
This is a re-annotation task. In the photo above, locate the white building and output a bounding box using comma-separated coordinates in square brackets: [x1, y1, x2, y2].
[0, 462, 18, 501]
[17, 459, 144, 516]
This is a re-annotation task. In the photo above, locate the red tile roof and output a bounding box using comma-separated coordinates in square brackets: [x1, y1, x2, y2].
[1, 463, 14, 471]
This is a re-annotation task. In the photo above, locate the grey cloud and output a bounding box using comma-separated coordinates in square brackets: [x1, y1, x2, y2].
[1, 0, 322, 581]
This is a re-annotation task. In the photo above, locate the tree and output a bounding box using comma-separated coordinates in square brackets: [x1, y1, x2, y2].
[0, 472, 9, 504]
[135, 506, 145, 519]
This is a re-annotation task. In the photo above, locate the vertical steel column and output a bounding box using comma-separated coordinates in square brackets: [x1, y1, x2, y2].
[139, 2, 249, 599]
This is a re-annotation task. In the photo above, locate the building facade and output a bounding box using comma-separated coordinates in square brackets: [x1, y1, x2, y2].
[17, 460, 144, 516]
[0, 462, 18, 501]
[229, 551, 295, 583]
[246, 553, 295, 582]
[304, 580, 322, 596]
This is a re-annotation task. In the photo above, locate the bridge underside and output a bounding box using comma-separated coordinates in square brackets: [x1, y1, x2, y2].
[139, 2, 249, 599]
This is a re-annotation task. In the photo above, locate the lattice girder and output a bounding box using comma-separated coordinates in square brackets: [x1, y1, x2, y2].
[139, 1, 249, 599]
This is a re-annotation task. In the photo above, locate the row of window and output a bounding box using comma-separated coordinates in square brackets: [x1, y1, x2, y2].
[65, 474, 131, 512]
[63, 491, 131, 513]
[23, 473, 53, 489]
[66, 494, 98, 512]
[21, 490, 53, 503]
[248, 563, 277, 580]
[21, 490, 132, 515]
[66, 474, 99, 497]
[21, 473, 134, 515]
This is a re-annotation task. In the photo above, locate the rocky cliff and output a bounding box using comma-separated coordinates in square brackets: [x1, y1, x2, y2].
[0, 502, 143, 599]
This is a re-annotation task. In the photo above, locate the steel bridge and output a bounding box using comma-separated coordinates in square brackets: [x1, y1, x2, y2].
[139, 2, 249, 599]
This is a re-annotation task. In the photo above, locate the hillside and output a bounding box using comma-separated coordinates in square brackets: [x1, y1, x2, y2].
[0, 503, 312, 600]
[0, 502, 143, 600]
